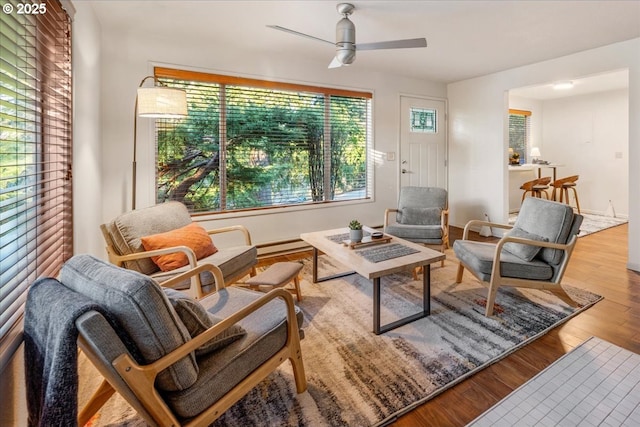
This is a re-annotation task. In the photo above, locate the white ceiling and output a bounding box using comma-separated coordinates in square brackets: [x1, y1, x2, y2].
[510, 69, 630, 100]
[90, 1, 640, 84]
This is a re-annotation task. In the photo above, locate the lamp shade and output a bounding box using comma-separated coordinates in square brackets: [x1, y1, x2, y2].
[137, 87, 187, 118]
[530, 147, 541, 157]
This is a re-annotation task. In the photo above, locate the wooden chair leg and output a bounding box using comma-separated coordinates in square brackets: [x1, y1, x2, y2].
[549, 287, 579, 308]
[485, 282, 499, 316]
[456, 263, 465, 283]
[289, 334, 307, 393]
[292, 277, 303, 301]
[78, 379, 116, 426]
[571, 187, 581, 214]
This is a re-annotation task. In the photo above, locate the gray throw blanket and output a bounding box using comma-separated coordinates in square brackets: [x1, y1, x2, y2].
[24, 277, 106, 427]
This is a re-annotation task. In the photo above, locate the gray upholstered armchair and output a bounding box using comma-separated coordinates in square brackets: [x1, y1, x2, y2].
[453, 197, 583, 316]
[100, 201, 257, 299]
[384, 186, 449, 267]
[58, 255, 306, 426]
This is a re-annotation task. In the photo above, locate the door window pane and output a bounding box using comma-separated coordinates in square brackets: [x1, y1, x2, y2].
[410, 108, 437, 133]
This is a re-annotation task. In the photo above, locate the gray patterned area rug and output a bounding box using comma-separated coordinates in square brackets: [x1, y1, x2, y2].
[577, 213, 627, 237]
[509, 212, 627, 237]
[81, 252, 602, 427]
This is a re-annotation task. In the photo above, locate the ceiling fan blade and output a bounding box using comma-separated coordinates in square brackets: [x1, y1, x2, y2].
[266, 25, 334, 46]
[356, 38, 427, 51]
[328, 56, 343, 69]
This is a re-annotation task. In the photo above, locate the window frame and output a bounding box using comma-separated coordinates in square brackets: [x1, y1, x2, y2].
[153, 67, 374, 215]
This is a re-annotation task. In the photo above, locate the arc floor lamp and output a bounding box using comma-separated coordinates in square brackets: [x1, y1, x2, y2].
[132, 76, 187, 209]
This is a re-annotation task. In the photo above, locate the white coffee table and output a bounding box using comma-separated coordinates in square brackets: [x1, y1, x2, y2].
[300, 227, 445, 334]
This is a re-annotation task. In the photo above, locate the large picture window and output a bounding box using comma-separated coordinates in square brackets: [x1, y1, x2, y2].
[154, 68, 372, 213]
[0, 0, 73, 360]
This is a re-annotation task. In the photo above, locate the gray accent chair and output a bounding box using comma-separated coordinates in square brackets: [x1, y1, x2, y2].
[384, 186, 449, 268]
[64, 254, 306, 426]
[453, 197, 583, 316]
[100, 201, 257, 299]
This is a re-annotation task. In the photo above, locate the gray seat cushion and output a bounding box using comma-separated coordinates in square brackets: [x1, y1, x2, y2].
[163, 288, 247, 357]
[399, 207, 442, 225]
[453, 240, 554, 281]
[502, 226, 549, 261]
[59, 254, 199, 391]
[164, 286, 304, 418]
[105, 201, 193, 275]
[385, 223, 443, 244]
[514, 198, 576, 265]
[396, 187, 447, 220]
[151, 245, 258, 291]
[386, 187, 447, 245]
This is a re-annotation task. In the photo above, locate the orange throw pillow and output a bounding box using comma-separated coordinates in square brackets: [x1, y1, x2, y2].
[141, 222, 218, 272]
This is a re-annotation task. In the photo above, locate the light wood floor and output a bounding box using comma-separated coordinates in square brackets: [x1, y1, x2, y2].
[260, 223, 637, 426]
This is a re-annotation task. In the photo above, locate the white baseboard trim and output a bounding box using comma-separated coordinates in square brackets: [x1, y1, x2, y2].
[627, 262, 640, 273]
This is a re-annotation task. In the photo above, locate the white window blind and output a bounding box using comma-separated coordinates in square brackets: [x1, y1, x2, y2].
[154, 68, 371, 213]
[0, 0, 73, 361]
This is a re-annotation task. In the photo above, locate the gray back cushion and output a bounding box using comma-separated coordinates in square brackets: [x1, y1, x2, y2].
[514, 197, 576, 265]
[104, 201, 192, 275]
[396, 187, 447, 224]
[59, 254, 199, 391]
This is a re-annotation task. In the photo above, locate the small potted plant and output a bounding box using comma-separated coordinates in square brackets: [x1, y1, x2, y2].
[509, 151, 520, 165]
[349, 219, 363, 243]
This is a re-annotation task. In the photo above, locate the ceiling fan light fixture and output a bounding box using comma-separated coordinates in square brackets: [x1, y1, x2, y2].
[336, 16, 355, 44]
[269, 2, 427, 69]
[336, 45, 356, 65]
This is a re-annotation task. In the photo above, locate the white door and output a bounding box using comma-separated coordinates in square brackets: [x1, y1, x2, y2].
[400, 96, 447, 188]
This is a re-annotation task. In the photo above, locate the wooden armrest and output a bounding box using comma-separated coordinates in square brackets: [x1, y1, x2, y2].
[162, 263, 225, 295]
[462, 220, 512, 239]
[383, 209, 399, 227]
[207, 224, 253, 245]
[441, 208, 450, 230]
[112, 288, 298, 382]
[491, 235, 577, 283]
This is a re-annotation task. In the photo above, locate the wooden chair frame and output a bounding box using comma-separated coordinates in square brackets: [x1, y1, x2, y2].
[456, 219, 580, 316]
[77, 264, 306, 427]
[520, 177, 551, 201]
[100, 224, 257, 299]
[551, 175, 581, 213]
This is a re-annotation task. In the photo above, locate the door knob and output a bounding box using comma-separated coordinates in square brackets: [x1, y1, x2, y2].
[402, 168, 408, 174]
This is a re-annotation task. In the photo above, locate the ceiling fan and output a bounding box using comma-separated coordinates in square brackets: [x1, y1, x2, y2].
[267, 3, 427, 68]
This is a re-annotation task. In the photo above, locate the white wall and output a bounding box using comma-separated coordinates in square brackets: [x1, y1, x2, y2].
[448, 38, 640, 271]
[72, 2, 103, 255]
[508, 89, 629, 216]
[97, 29, 446, 251]
[542, 89, 629, 216]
